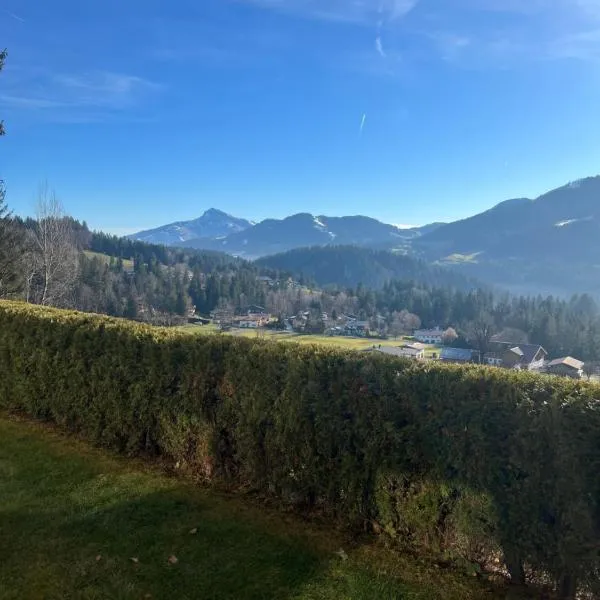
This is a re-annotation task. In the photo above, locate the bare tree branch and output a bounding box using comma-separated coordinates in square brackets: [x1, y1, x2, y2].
[27, 184, 80, 307]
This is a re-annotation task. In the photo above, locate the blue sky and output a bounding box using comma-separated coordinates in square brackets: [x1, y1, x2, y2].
[2, 0, 600, 234]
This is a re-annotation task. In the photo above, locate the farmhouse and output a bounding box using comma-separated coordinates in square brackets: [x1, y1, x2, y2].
[483, 353, 503, 367]
[210, 309, 234, 327]
[402, 342, 426, 354]
[545, 356, 585, 379]
[235, 310, 271, 328]
[414, 327, 444, 345]
[344, 321, 370, 337]
[238, 319, 260, 329]
[502, 344, 547, 371]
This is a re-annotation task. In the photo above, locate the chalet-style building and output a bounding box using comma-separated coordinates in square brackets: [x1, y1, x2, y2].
[545, 357, 585, 379]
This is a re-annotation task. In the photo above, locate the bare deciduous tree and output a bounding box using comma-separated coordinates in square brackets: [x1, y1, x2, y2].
[442, 327, 459, 345]
[26, 185, 79, 307]
[389, 310, 421, 338]
[467, 312, 496, 356]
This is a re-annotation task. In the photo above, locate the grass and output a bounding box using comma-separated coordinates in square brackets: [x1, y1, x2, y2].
[0, 415, 528, 600]
[178, 324, 429, 352]
[84, 250, 135, 270]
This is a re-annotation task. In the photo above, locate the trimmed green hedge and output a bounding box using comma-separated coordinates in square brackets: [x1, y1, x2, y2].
[1, 300, 599, 598]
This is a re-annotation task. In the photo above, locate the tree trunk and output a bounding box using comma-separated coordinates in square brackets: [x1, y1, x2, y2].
[505, 548, 526, 586]
[558, 573, 577, 600]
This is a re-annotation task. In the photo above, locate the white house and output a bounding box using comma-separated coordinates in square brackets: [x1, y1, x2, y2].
[414, 327, 444, 345]
[239, 319, 259, 329]
[484, 353, 503, 367]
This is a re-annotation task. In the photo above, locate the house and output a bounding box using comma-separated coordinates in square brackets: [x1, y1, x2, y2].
[235, 311, 271, 328]
[257, 276, 275, 286]
[245, 305, 266, 315]
[414, 327, 444, 345]
[545, 357, 585, 379]
[440, 347, 479, 364]
[292, 313, 308, 331]
[484, 353, 504, 367]
[344, 321, 370, 337]
[502, 344, 547, 371]
[326, 326, 344, 336]
[239, 319, 260, 329]
[402, 342, 426, 353]
[210, 309, 233, 326]
[363, 346, 424, 359]
[396, 346, 425, 359]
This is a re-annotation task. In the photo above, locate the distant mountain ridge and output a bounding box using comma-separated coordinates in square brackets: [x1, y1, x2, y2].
[129, 175, 600, 295]
[131, 211, 441, 257]
[415, 176, 600, 295]
[132, 209, 253, 246]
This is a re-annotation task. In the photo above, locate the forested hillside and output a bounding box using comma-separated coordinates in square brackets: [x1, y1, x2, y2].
[255, 245, 478, 290]
[3, 191, 600, 361]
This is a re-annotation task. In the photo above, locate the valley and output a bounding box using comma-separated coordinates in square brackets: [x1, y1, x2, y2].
[130, 176, 600, 296]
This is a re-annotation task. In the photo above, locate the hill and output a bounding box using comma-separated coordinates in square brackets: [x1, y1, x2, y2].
[256, 245, 478, 290]
[416, 176, 600, 295]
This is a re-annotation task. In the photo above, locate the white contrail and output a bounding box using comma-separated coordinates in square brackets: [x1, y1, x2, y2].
[3, 9, 24, 22]
[359, 113, 367, 136]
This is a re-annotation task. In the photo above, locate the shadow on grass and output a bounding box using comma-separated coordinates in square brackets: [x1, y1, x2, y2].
[0, 418, 531, 600]
[1, 487, 325, 600]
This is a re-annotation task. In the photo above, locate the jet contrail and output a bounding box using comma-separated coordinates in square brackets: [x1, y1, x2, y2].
[3, 9, 25, 22]
[359, 113, 367, 136]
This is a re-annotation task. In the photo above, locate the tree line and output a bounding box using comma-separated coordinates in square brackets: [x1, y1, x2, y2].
[3, 192, 600, 359]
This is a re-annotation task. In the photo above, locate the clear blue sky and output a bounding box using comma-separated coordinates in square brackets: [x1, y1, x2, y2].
[2, 0, 600, 234]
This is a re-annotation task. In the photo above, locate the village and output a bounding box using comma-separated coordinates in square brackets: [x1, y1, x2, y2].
[205, 307, 589, 380]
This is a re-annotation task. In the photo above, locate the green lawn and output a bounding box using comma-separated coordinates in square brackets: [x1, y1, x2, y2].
[84, 250, 135, 270]
[178, 324, 424, 351]
[0, 416, 525, 600]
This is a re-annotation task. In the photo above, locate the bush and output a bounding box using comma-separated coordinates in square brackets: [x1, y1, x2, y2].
[0, 300, 599, 598]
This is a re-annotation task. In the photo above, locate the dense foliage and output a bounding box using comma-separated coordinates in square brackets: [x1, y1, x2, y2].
[370, 281, 600, 361]
[1, 300, 599, 598]
[256, 245, 478, 290]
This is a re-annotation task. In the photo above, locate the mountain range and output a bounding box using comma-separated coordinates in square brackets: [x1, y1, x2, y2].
[130, 176, 600, 296]
[131, 210, 442, 256]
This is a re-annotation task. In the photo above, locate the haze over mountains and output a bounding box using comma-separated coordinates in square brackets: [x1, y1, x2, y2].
[131, 176, 600, 296]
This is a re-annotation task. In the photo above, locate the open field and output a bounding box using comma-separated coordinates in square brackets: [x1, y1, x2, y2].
[84, 250, 135, 270]
[177, 324, 442, 355]
[0, 415, 528, 600]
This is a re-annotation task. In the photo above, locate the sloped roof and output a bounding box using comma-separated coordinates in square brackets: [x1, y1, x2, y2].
[415, 328, 444, 336]
[441, 347, 475, 362]
[363, 346, 421, 358]
[517, 344, 547, 364]
[547, 356, 584, 370]
[402, 343, 426, 351]
[507, 344, 547, 364]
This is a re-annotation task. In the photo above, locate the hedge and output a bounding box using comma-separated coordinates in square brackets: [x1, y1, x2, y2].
[1, 300, 599, 598]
